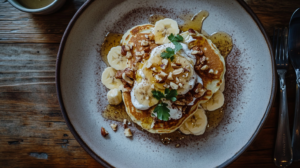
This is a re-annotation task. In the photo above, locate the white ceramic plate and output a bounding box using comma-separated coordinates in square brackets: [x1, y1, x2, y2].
[56, 0, 276, 167]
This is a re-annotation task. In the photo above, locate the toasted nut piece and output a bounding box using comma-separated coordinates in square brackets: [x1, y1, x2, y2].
[151, 67, 157, 72]
[159, 71, 168, 78]
[173, 68, 184, 75]
[201, 65, 209, 70]
[170, 82, 178, 89]
[128, 43, 133, 49]
[123, 119, 127, 128]
[121, 45, 127, 56]
[208, 69, 214, 74]
[155, 74, 164, 83]
[110, 124, 118, 131]
[141, 40, 149, 46]
[214, 70, 219, 75]
[126, 51, 132, 59]
[161, 59, 168, 69]
[175, 77, 179, 83]
[124, 128, 132, 137]
[148, 33, 155, 40]
[192, 46, 204, 56]
[145, 34, 149, 39]
[184, 66, 190, 72]
[178, 83, 183, 88]
[163, 83, 170, 88]
[143, 53, 150, 60]
[167, 72, 173, 80]
[171, 62, 182, 69]
[124, 45, 130, 51]
[135, 51, 142, 56]
[191, 50, 201, 55]
[193, 83, 203, 93]
[135, 56, 142, 63]
[195, 65, 202, 71]
[122, 73, 133, 85]
[101, 127, 108, 137]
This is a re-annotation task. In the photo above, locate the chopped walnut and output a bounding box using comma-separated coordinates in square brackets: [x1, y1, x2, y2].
[214, 70, 219, 75]
[124, 128, 132, 137]
[191, 46, 204, 56]
[171, 62, 181, 69]
[110, 124, 118, 131]
[123, 119, 127, 129]
[201, 65, 209, 70]
[170, 82, 178, 90]
[148, 33, 155, 40]
[173, 68, 184, 75]
[141, 40, 149, 46]
[159, 71, 168, 78]
[161, 59, 168, 69]
[208, 69, 214, 74]
[101, 127, 108, 137]
[178, 83, 183, 88]
[167, 72, 173, 80]
[192, 83, 207, 98]
[126, 51, 132, 59]
[135, 56, 142, 63]
[155, 74, 164, 83]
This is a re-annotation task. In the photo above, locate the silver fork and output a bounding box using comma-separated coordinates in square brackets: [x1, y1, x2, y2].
[273, 27, 293, 168]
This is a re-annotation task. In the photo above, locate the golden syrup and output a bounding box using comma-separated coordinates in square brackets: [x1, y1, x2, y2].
[179, 10, 209, 32]
[209, 32, 233, 58]
[102, 103, 132, 122]
[149, 14, 166, 24]
[205, 107, 224, 132]
[100, 32, 123, 66]
[160, 130, 187, 144]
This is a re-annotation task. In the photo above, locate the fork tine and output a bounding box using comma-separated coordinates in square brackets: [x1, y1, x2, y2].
[283, 27, 289, 66]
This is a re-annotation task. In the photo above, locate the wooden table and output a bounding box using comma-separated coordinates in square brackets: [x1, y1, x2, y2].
[1, 0, 300, 167]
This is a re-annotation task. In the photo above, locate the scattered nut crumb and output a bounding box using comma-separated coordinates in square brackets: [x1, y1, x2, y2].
[110, 124, 118, 131]
[201, 65, 209, 70]
[101, 127, 108, 137]
[124, 128, 133, 137]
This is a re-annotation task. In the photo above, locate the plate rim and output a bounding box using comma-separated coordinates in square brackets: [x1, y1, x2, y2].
[55, 0, 276, 167]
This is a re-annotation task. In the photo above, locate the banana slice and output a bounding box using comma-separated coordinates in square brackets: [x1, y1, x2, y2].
[101, 67, 123, 89]
[153, 18, 180, 44]
[201, 90, 224, 111]
[131, 80, 159, 110]
[179, 108, 207, 135]
[219, 78, 225, 92]
[107, 88, 122, 105]
[107, 46, 128, 70]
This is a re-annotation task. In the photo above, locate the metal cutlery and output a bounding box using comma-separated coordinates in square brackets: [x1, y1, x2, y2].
[289, 8, 300, 162]
[274, 27, 293, 167]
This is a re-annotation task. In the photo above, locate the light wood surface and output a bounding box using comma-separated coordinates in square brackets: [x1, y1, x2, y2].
[1, 0, 300, 167]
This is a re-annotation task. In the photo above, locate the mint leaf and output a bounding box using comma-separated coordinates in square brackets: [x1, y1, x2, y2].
[152, 90, 165, 100]
[161, 47, 175, 61]
[153, 103, 170, 121]
[173, 42, 182, 53]
[165, 89, 177, 102]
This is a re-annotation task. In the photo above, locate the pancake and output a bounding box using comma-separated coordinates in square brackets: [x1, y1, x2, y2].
[120, 25, 225, 134]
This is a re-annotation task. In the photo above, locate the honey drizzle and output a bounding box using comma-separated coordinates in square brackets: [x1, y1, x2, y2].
[101, 103, 132, 122]
[179, 10, 209, 32]
[100, 32, 123, 66]
[208, 32, 233, 58]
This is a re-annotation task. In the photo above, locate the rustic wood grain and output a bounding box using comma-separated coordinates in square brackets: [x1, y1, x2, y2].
[0, 0, 300, 167]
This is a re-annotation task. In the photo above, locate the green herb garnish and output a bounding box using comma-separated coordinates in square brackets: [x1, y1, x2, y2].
[160, 34, 184, 61]
[152, 89, 178, 121]
[161, 47, 175, 61]
[153, 103, 170, 121]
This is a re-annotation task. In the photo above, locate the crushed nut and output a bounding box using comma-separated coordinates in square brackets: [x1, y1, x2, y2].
[141, 40, 149, 46]
[201, 65, 209, 70]
[135, 56, 142, 63]
[214, 70, 218, 75]
[123, 119, 127, 129]
[151, 67, 157, 72]
[110, 124, 118, 131]
[208, 69, 214, 74]
[146, 62, 152, 69]
[101, 127, 108, 137]
[124, 128, 133, 137]
[128, 43, 133, 49]
[163, 83, 170, 88]
[126, 51, 132, 59]
[135, 51, 142, 56]
[161, 59, 168, 69]
[167, 72, 173, 80]
[175, 77, 179, 83]
[171, 62, 181, 69]
[178, 83, 183, 88]
[170, 82, 178, 89]
[173, 68, 184, 75]
[155, 74, 164, 83]
[145, 35, 149, 39]
[159, 71, 168, 78]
